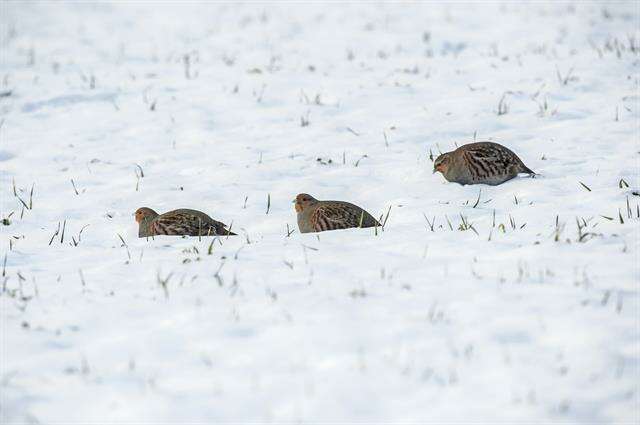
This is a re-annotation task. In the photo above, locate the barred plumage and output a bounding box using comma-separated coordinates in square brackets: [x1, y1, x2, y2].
[433, 141, 535, 185]
[135, 207, 236, 238]
[294, 193, 380, 234]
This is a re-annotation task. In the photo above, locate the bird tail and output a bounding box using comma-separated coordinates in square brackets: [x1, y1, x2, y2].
[213, 220, 236, 236]
[221, 223, 237, 236]
[520, 163, 537, 176]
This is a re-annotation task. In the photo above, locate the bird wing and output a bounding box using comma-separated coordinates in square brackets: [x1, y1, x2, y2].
[152, 212, 222, 236]
[311, 204, 379, 232]
[463, 145, 515, 177]
[311, 205, 352, 231]
[465, 142, 532, 173]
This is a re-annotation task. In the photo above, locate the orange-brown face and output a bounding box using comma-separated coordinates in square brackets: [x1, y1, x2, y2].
[294, 193, 316, 213]
[134, 207, 155, 223]
[433, 153, 451, 175]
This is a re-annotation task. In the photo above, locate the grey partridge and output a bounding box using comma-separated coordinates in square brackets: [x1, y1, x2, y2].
[294, 193, 381, 233]
[433, 141, 535, 185]
[135, 207, 236, 238]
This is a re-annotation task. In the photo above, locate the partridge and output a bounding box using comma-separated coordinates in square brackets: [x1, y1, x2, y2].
[294, 193, 381, 233]
[433, 141, 535, 185]
[135, 207, 236, 238]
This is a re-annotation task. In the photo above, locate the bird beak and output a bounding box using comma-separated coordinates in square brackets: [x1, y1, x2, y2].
[432, 167, 437, 174]
[292, 199, 296, 203]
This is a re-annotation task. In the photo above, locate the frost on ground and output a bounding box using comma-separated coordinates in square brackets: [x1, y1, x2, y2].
[1, 2, 639, 423]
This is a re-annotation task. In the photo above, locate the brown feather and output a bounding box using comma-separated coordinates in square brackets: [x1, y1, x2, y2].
[435, 141, 535, 186]
[296, 194, 381, 234]
[137, 208, 236, 237]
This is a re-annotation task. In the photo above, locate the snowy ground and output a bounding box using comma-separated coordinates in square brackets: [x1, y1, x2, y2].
[1, 1, 639, 423]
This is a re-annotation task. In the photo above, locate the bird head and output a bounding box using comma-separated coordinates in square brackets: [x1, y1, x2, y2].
[293, 193, 317, 213]
[433, 153, 451, 175]
[134, 207, 158, 223]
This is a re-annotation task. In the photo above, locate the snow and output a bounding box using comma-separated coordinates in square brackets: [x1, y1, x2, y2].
[1, 1, 639, 423]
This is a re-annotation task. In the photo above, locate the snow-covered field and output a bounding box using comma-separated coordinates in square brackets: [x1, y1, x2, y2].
[1, 1, 639, 423]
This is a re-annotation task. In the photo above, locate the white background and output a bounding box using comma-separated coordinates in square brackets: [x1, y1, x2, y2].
[1, 1, 638, 422]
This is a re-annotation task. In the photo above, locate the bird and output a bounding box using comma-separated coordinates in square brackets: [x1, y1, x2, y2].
[294, 193, 381, 233]
[135, 207, 236, 238]
[433, 141, 535, 185]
